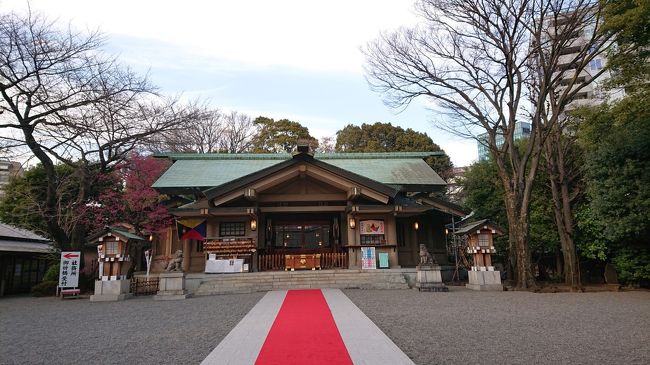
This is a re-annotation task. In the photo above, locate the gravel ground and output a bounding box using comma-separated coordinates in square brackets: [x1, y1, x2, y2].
[2, 289, 649, 365]
[0, 293, 264, 365]
[344, 287, 650, 365]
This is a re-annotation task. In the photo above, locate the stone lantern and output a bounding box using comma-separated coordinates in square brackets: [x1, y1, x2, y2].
[454, 219, 504, 291]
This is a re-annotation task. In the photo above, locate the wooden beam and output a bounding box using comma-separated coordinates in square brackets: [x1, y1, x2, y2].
[244, 188, 257, 201]
[258, 193, 346, 202]
[260, 206, 347, 213]
[347, 186, 361, 200]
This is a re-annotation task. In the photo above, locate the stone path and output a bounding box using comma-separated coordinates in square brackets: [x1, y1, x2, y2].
[201, 289, 414, 365]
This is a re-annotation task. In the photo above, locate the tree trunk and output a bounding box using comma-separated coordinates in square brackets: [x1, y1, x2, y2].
[545, 133, 581, 291]
[69, 167, 95, 251]
[502, 189, 536, 289]
[556, 247, 563, 279]
[21, 124, 72, 250]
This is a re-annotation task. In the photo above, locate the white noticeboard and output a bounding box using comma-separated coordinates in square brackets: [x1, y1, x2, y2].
[59, 251, 81, 288]
[361, 247, 377, 270]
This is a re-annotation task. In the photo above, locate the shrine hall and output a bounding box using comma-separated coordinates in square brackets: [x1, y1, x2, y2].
[148, 145, 466, 276]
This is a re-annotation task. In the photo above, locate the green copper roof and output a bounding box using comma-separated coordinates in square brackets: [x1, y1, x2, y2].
[110, 227, 146, 241]
[152, 152, 446, 191]
[152, 159, 284, 189]
[326, 159, 445, 185]
[157, 151, 443, 161]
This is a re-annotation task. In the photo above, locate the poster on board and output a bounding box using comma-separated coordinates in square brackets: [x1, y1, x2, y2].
[361, 246, 377, 269]
[359, 220, 385, 235]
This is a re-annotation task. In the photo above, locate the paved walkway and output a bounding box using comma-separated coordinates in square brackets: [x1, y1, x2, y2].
[201, 289, 414, 365]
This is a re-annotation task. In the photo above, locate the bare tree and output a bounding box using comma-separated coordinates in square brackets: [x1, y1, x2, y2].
[219, 111, 255, 153]
[0, 11, 190, 249]
[364, 0, 616, 288]
[148, 108, 255, 154]
[145, 103, 218, 153]
[316, 135, 336, 153]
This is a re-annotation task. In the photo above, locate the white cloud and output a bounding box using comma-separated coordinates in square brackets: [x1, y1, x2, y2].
[3, 0, 479, 166]
[5, 0, 419, 73]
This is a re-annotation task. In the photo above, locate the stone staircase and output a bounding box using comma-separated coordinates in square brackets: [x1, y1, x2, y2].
[193, 269, 413, 296]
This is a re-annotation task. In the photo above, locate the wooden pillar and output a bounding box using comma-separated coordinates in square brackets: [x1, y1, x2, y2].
[182, 240, 191, 272]
[165, 227, 173, 256]
[485, 254, 492, 267]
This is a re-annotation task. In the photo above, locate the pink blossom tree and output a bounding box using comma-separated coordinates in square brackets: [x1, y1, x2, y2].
[80, 154, 172, 236]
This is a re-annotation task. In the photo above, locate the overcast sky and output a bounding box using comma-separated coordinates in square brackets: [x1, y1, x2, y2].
[5, 0, 479, 166]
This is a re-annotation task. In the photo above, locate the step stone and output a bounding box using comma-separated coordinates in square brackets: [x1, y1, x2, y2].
[194, 271, 411, 296]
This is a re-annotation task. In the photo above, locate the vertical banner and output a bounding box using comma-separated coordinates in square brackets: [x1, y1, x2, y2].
[361, 246, 376, 270]
[59, 252, 81, 288]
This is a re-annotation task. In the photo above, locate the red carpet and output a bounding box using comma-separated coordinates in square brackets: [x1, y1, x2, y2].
[255, 289, 353, 365]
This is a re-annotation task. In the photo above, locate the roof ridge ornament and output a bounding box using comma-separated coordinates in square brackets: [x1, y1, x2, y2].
[293, 140, 314, 157]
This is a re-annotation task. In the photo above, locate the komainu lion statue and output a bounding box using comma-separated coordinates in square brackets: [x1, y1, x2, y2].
[419, 244, 436, 266]
[165, 250, 184, 272]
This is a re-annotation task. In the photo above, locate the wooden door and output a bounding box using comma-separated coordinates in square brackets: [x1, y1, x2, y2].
[397, 219, 417, 267]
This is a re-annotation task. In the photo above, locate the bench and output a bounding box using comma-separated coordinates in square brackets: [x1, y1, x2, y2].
[61, 288, 80, 299]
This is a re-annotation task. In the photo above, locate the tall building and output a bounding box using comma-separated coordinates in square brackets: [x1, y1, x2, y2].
[544, 8, 625, 112]
[0, 161, 23, 199]
[477, 121, 532, 161]
[477, 8, 624, 162]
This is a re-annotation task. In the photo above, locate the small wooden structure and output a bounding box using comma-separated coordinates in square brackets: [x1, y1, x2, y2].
[285, 254, 321, 271]
[455, 219, 504, 291]
[88, 227, 145, 301]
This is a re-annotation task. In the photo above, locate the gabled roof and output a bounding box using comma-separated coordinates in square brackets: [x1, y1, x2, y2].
[0, 222, 50, 242]
[0, 222, 52, 254]
[86, 226, 147, 246]
[412, 194, 469, 217]
[153, 151, 447, 194]
[454, 219, 505, 236]
[205, 153, 399, 201]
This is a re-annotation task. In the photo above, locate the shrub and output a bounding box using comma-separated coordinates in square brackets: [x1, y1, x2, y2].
[43, 262, 60, 282]
[612, 246, 650, 286]
[31, 280, 58, 297]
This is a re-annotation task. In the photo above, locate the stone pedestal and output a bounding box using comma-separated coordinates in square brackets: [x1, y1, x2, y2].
[416, 264, 448, 292]
[154, 272, 190, 300]
[466, 270, 503, 291]
[90, 279, 131, 302]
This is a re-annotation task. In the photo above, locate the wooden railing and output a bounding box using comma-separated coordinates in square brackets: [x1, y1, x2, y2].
[258, 254, 285, 271]
[257, 252, 348, 271]
[320, 252, 348, 269]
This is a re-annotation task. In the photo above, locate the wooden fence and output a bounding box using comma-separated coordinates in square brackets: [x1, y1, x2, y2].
[257, 252, 348, 271]
[130, 277, 159, 296]
[258, 254, 286, 272]
[320, 252, 348, 269]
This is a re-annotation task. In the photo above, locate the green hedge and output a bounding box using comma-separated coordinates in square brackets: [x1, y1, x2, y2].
[43, 262, 60, 282]
[31, 280, 58, 297]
